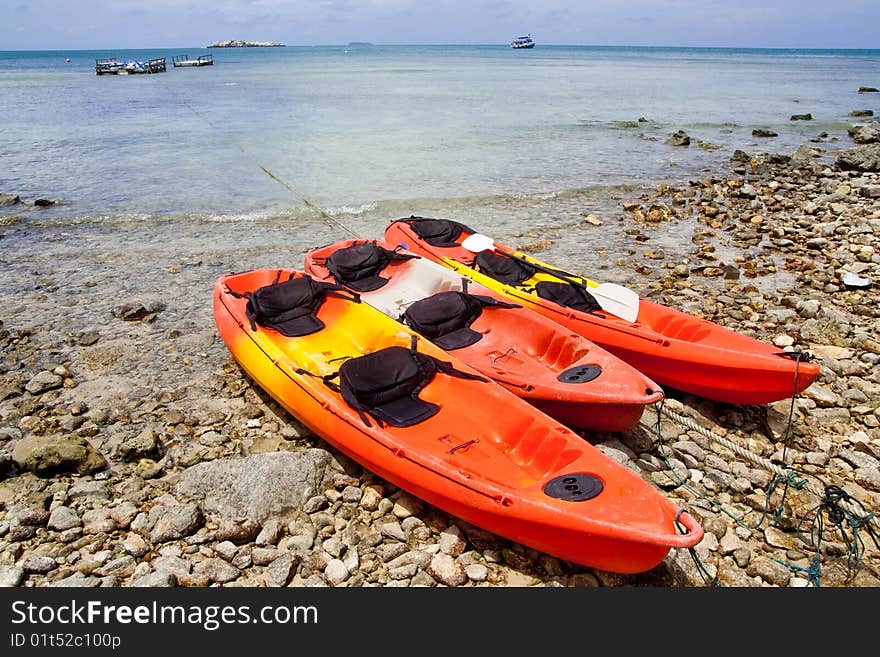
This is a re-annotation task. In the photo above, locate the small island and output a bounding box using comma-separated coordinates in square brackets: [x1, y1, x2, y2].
[207, 40, 285, 48]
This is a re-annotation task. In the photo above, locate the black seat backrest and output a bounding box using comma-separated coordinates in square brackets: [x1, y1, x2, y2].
[474, 251, 537, 286]
[402, 216, 475, 247]
[245, 276, 353, 337]
[535, 281, 601, 313]
[402, 291, 519, 350]
[325, 242, 417, 292]
[335, 338, 486, 428]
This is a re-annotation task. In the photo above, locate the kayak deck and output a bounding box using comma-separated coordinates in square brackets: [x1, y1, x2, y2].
[213, 268, 704, 573]
[384, 217, 821, 405]
[304, 239, 664, 431]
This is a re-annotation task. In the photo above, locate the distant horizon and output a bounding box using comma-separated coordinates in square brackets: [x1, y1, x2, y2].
[4, 43, 880, 53]
[3, 0, 880, 52]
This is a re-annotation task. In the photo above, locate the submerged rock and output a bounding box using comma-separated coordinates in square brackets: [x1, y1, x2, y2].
[666, 130, 691, 147]
[111, 302, 166, 322]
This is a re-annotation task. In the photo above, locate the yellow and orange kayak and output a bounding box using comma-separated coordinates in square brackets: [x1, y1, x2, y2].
[385, 217, 820, 406]
[214, 268, 703, 573]
[303, 238, 664, 432]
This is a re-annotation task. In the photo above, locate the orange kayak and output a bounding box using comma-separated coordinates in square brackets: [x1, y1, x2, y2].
[213, 268, 703, 573]
[303, 238, 664, 432]
[385, 217, 821, 406]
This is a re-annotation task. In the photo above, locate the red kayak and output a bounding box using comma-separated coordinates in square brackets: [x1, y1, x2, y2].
[214, 268, 704, 573]
[385, 216, 821, 406]
[304, 238, 664, 432]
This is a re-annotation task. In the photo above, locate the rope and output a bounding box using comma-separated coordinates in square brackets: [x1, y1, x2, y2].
[659, 404, 808, 488]
[800, 485, 880, 574]
[256, 165, 363, 239]
[657, 398, 880, 587]
[674, 511, 721, 587]
[657, 402, 880, 527]
[171, 86, 363, 239]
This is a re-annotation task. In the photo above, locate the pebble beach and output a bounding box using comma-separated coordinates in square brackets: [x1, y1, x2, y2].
[2, 115, 880, 588]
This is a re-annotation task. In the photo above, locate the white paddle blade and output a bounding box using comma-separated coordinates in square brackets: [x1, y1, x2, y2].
[592, 283, 640, 323]
[460, 233, 496, 253]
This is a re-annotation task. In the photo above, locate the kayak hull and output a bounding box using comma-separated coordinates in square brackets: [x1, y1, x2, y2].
[213, 269, 703, 573]
[385, 218, 821, 406]
[304, 238, 664, 432]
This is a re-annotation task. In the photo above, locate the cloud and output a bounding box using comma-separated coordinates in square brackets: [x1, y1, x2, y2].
[0, 0, 878, 49]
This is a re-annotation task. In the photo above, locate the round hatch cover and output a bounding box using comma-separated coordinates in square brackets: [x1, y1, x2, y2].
[557, 364, 602, 383]
[543, 473, 604, 501]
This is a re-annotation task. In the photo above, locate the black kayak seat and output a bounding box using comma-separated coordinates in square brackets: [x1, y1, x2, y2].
[474, 251, 537, 286]
[402, 290, 520, 351]
[401, 216, 476, 248]
[534, 280, 601, 313]
[325, 242, 417, 292]
[244, 275, 356, 337]
[333, 337, 487, 428]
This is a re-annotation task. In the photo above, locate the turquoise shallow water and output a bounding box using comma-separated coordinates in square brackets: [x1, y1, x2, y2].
[2, 44, 878, 225]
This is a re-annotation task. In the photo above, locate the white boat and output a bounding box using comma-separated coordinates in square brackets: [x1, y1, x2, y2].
[511, 34, 535, 49]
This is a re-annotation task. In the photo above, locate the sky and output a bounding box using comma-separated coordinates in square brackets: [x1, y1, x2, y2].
[2, 0, 879, 51]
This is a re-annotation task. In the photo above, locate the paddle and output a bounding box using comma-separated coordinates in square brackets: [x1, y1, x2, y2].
[460, 233, 640, 323]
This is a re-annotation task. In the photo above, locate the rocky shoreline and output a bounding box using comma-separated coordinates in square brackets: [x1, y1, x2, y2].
[1, 126, 879, 588]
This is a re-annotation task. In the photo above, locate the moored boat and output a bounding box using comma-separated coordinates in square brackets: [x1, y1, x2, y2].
[213, 268, 703, 573]
[172, 54, 214, 67]
[384, 216, 821, 406]
[304, 238, 664, 432]
[511, 34, 535, 49]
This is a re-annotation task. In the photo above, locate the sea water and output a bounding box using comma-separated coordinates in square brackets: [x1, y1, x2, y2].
[2, 45, 878, 218]
[1, 45, 878, 286]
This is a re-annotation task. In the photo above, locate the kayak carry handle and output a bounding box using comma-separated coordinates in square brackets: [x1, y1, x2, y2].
[674, 509, 704, 545]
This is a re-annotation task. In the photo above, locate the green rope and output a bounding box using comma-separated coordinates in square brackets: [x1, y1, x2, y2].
[773, 555, 822, 588]
[674, 510, 721, 587]
[651, 398, 787, 531]
[797, 485, 880, 582]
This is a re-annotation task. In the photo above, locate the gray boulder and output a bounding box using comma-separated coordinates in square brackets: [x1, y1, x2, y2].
[111, 301, 166, 322]
[118, 426, 161, 461]
[149, 503, 203, 543]
[130, 571, 176, 587]
[0, 565, 25, 587]
[848, 124, 880, 144]
[837, 143, 880, 172]
[176, 449, 333, 522]
[47, 506, 82, 531]
[791, 145, 823, 165]
[12, 435, 106, 476]
[25, 371, 63, 395]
